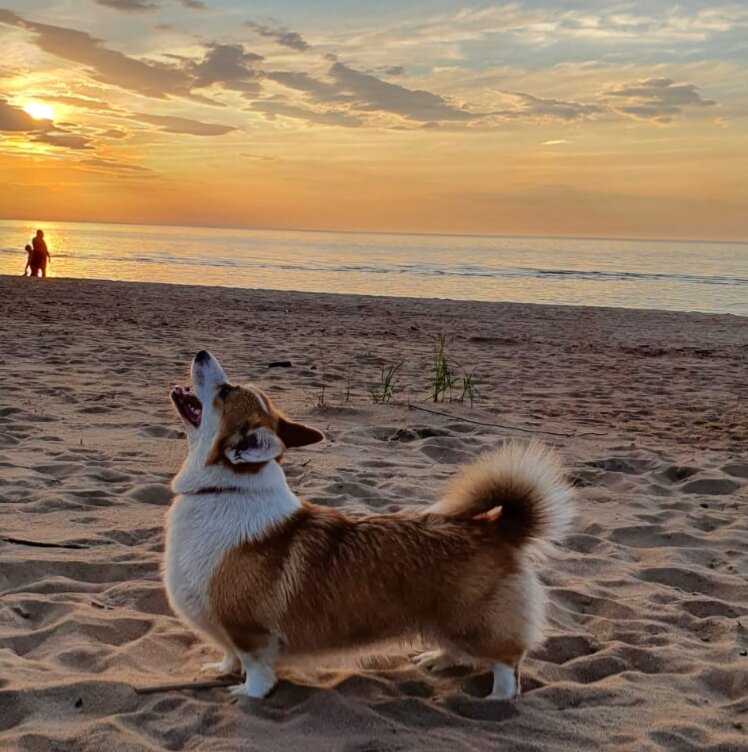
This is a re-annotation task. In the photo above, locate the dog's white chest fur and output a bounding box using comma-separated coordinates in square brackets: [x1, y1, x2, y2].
[164, 471, 301, 642]
[164, 495, 238, 636]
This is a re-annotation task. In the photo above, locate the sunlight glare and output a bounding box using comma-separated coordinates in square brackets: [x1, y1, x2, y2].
[23, 101, 55, 121]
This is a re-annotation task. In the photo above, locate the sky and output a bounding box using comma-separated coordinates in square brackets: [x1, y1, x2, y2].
[0, 1, 746, 240]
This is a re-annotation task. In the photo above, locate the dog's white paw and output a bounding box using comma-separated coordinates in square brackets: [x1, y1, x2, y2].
[228, 678, 274, 699]
[412, 649, 462, 672]
[489, 662, 519, 700]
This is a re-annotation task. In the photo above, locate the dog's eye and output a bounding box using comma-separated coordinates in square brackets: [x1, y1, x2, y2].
[218, 385, 233, 400]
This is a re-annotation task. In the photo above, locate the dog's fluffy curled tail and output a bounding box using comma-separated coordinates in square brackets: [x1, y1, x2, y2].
[430, 440, 573, 549]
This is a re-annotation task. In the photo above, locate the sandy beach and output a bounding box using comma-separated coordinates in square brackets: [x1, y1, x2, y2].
[0, 275, 746, 751]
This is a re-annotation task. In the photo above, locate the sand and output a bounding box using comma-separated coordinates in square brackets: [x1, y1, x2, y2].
[0, 275, 746, 752]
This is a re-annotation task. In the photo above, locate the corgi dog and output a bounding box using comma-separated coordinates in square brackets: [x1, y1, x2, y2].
[164, 350, 572, 699]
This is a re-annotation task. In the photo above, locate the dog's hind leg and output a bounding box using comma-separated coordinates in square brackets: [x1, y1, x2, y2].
[490, 659, 522, 700]
[445, 631, 526, 700]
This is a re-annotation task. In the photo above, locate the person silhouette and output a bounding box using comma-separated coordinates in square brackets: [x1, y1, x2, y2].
[23, 244, 33, 276]
[31, 230, 51, 278]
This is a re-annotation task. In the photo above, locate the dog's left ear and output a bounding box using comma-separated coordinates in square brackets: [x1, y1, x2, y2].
[277, 417, 324, 448]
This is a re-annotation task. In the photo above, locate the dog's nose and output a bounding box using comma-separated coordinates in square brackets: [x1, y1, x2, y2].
[194, 350, 211, 363]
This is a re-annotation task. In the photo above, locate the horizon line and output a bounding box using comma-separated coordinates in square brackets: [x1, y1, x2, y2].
[0, 215, 745, 247]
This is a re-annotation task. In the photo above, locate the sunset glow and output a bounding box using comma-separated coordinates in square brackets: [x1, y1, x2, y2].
[22, 101, 55, 121]
[0, 1, 746, 240]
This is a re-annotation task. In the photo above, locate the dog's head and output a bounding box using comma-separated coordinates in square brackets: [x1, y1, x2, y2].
[171, 350, 323, 474]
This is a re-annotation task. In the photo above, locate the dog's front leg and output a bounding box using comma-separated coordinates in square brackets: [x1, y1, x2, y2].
[228, 638, 279, 698]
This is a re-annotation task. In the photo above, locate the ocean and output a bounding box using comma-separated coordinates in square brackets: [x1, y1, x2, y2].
[1, 220, 746, 316]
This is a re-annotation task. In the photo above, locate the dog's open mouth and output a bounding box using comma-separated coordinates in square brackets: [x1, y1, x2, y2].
[171, 385, 202, 427]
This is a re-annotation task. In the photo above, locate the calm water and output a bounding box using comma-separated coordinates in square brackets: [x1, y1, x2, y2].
[1, 220, 746, 315]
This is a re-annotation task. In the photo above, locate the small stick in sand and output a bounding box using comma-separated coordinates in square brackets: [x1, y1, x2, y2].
[2, 536, 89, 550]
[134, 678, 237, 694]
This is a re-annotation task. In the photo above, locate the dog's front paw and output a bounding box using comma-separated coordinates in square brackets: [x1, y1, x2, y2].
[228, 678, 275, 699]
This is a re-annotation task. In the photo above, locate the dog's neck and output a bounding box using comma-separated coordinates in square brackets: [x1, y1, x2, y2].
[171, 460, 301, 543]
[172, 460, 301, 541]
[172, 456, 297, 503]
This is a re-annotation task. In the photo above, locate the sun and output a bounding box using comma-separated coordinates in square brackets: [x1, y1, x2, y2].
[23, 101, 55, 121]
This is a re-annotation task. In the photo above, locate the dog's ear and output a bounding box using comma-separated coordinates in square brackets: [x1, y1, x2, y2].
[277, 417, 324, 448]
[225, 427, 285, 464]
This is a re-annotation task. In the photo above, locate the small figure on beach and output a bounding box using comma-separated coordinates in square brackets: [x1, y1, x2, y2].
[23, 245, 33, 276]
[28, 229, 51, 278]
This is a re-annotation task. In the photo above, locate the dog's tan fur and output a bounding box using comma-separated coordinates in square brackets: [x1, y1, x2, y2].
[209, 503, 527, 666]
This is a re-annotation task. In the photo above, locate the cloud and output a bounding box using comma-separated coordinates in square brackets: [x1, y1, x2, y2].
[0, 9, 194, 99]
[542, 139, 570, 146]
[0, 11, 264, 103]
[267, 61, 476, 125]
[328, 61, 474, 122]
[32, 131, 92, 149]
[604, 77, 716, 122]
[189, 43, 263, 95]
[250, 100, 363, 128]
[0, 97, 52, 131]
[100, 127, 129, 139]
[241, 153, 277, 162]
[93, 0, 158, 12]
[246, 21, 309, 51]
[493, 91, 602, 122]
[265, 59, 601, 128]
[46, 95, 114, 112]
[266, 70, 339, 99]
[80, 156, 153, 172]
[93, 0, 206, 10]
[132, 113, 236, 135]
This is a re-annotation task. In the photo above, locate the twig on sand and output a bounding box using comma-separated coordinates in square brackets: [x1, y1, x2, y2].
[134, 678, 237, 695]
[406, 404, 606, 438]
[1, 537, 88, 550]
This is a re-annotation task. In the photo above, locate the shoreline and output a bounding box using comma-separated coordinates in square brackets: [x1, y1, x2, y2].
[2, 273, 746, 320]
[1, 274, 746, 750]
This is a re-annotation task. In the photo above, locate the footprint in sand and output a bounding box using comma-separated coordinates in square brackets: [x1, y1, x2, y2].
[534, 633, 600, 664]
[637, 567, 748, 601]
[679, 598, 742, 619]
[35, 462, 83, 479]
[127, 484, 171, 505]
[372, 426, 450, 443]
[722, 463, 748, 479]
[79, 405, 112, 414]
[657, 465, 699, 484]
[418, 438, 473, 465]
[608, 525, 702, 548]
[551, 588, 639, 619]
[681, 478, 741, 495]
[139, 426, 185, 439]
[586, 457, 655, 475]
